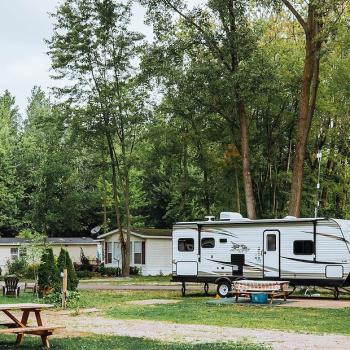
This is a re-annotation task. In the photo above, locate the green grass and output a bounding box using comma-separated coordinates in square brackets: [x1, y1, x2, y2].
[99, 291, 350, 335]
[79, 275, 172, 284]
[0, 335, 268, 350]
[2, 289, 350, 336]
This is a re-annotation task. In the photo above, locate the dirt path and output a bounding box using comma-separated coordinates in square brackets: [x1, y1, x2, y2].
[43, 312, 350, 350]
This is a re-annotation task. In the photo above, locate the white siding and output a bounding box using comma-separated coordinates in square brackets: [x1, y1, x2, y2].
[103, 232, 172, 276]
[52, 244, 98, 264]
[143, 239, 172, 275]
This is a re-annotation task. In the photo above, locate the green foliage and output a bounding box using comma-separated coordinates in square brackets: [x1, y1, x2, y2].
[57, 248, 79, 291]
[6, 258, 27, 278]
[76, 270, 94, 279]
[2, 0, 350, 241]
[44, 290, 86, 309]
[37, 248, 60, 296]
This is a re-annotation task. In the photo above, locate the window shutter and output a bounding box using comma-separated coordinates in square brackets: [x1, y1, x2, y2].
[142, 241, 145, 265]
[105, 242, 108, 263]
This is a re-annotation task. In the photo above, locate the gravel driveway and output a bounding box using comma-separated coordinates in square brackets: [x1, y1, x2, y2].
[42, 311, 350, 350]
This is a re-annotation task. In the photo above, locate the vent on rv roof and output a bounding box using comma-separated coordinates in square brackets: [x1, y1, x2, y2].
[219, 212, 244, 221]
[284, 215, 297, 220]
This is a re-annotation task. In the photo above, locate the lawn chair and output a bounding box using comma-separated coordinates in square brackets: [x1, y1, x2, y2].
[3, 275, 20, 297]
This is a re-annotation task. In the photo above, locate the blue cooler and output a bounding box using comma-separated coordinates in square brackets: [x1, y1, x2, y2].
[251, 293, 268, 304]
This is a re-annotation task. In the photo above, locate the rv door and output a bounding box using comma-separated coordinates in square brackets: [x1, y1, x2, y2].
[173, 227, 199, 276]
[263, 230, 280, 277]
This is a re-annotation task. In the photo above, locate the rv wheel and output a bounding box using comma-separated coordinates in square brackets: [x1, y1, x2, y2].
[217, 281, 232, 298]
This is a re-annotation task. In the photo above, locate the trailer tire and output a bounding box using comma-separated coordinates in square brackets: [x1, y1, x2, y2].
[217, 280, 232, 298]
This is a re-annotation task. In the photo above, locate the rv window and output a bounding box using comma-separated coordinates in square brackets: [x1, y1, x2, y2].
[201, 238, 215, 248]
[293, 240, 314, 255]
[266, 234, 276, 251]
[220, 238, 227, 243]
[178, 238, 194, 252]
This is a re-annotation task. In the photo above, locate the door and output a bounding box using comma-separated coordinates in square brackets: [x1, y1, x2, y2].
[173, 227, 199, 276]
[263, 230, 280, 277]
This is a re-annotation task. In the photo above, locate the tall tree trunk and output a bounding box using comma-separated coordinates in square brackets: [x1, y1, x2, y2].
[238, 100, 256, 219]
[122, 165, 131, 277]
[288, 4, 321, 217]
[106, 134, 125, 273]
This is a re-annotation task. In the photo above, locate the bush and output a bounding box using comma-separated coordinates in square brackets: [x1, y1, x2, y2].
[6, 258, 28, 278]
[44, 291, 86, 309]
[37, 248, 60, 296]
[76, 270, 93, 279]
[103, 267, 121, 277]
[129, 266, 141, 275]
[57, 248, 79, 291]
[6, 259, 39, 280]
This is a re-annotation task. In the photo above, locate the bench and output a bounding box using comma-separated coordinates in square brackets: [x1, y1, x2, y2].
[0, 326, 64, 347]
[0, 303, 64, 348]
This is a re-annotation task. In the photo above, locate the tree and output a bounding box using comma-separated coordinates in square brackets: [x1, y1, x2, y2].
[37, 248, 60, 296]
[0, 90, 23, 234]
[57, 248, 79, 291]
[281, 0, 347, 216]
[48, 0, 148, 275]
[142, 0, 266, 218]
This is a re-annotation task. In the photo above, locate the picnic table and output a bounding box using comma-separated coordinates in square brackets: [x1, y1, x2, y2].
[232, 280, 290, 304]
[0, 303, 64, 348]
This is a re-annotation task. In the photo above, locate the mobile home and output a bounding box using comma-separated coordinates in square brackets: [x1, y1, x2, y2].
[172, 212, 350, 297]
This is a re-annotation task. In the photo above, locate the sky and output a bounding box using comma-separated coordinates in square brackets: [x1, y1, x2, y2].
[0, 0, 152, 114]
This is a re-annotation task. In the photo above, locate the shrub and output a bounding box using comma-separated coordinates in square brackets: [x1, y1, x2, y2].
[37, 248, 60, 296]
[130, 266, 141, 275]
[24, 264, 39, 280]
[76, 270, 93, 279]
[80, 248, 92, 271]
[6, 257, 28, 277]
[103, 267, 121, 277]
[6, 259, 39, 280]
[44, 291, 86, 309]
[57, 248, 79, 291]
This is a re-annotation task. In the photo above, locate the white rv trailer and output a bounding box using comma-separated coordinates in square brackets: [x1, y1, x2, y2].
[171, 212, 350, 297]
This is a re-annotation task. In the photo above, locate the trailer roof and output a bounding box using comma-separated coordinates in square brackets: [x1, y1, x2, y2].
[174, 217, 330, 226]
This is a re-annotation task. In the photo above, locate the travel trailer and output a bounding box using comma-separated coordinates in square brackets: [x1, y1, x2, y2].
[171, 212, 350, 297]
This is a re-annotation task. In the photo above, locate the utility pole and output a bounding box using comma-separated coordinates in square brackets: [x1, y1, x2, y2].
[314, 150, 322, 218]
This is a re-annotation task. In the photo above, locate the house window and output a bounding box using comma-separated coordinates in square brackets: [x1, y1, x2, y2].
[133, 241, 145, 265]
[266, 234, 276, 251]
[106, 242, 112, 264]
[201, 238, 215, 248]
[294, 240, 314, 255]
[10, 248, 19, 261]
[178, 238, 194, 252]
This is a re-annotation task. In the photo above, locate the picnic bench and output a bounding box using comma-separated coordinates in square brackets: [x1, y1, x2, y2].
[232, 280, 289, 304]
[0, 303, 64, 348]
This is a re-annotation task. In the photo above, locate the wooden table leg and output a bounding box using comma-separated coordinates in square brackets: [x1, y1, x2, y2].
[15, 310, 30, 345]
[35, 310, 50, 348]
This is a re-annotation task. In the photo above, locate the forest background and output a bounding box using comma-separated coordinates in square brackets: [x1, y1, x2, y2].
[1, 0, 349, 241]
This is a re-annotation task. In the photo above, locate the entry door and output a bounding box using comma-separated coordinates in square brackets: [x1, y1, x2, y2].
[263, 230, 280, 277]
[174, 228, 199, 276]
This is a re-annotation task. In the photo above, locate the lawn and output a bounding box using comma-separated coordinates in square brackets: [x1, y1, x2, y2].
[78, 275, 172, 284]
[2, 289, 350, 336]
[0, 335, 268, 350]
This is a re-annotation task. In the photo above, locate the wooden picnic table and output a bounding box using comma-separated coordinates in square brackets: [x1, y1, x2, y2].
[0, 303, 64, 348]
[232, 280, 290, 304]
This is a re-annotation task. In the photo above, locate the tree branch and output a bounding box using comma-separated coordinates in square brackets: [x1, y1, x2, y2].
[281, 0, 308, 33]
